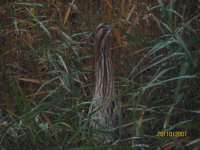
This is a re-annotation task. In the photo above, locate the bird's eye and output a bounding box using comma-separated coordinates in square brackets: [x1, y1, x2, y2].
[103, 27, 108, 33]
[96, 23, 109, 34]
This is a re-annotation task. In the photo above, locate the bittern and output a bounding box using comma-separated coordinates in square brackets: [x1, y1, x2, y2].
[89, 23, 121, 142]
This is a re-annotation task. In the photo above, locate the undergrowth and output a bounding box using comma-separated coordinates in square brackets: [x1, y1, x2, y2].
[0, 0, 200, 149]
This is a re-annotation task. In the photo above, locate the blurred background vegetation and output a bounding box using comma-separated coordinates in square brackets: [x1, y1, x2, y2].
[0, 0, 200, 149]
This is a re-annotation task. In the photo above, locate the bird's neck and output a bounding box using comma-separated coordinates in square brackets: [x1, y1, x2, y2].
[94, 47, 115, 101]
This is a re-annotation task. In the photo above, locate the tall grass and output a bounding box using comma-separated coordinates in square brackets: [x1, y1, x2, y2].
[0, 0, 200, 149]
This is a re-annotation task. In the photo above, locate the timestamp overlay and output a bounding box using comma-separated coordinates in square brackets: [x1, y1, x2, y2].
[156, 131, 188, 137]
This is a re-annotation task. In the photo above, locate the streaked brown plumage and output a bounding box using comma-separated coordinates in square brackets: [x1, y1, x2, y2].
[89, 23, 120, 142]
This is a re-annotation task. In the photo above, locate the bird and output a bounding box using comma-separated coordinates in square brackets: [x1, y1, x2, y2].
[89, 23, 121, 143]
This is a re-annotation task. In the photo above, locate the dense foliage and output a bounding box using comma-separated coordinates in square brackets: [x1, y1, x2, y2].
[0, 0, 200, 149]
